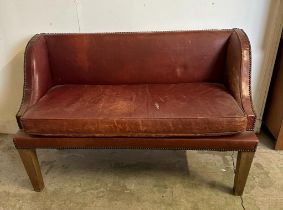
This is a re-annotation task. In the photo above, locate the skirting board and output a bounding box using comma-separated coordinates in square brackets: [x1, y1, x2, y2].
[0, 119, 18, 134]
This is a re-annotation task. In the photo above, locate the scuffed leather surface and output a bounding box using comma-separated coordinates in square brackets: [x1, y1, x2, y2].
[44, 31, 231, 85]
[21, 83, 246, 137]
[225, 29, 256, 130]
[13, 131, 258, 151]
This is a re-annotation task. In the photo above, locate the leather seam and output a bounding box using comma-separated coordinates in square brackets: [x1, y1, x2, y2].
[20, 131, 244, 137]
[233, 29, 245, 113]
[233, 28, 256, 131]
[240, 29, 257, 131]
[14, 146, 257, 152]
[21, 116, 247, 120]
[16, 34, 42, 128]
[42, 29, 233, 36]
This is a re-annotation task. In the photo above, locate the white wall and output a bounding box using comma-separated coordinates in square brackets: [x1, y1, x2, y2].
[0, 0, 281, 133]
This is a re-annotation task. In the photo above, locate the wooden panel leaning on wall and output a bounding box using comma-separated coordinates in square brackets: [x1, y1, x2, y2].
[264, 31, 283, 150]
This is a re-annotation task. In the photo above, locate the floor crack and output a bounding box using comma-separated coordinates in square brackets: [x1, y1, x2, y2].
[231, 151, 236, 172]
[240, 196, 246, 210]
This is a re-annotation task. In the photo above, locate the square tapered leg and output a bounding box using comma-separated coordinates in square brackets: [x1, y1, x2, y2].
[233, 151, 255, 196]
[18, 149, 44, 192]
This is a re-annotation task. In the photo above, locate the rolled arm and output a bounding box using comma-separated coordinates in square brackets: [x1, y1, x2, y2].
[16, 34, 53, 128]
[225, 29, 256, 131]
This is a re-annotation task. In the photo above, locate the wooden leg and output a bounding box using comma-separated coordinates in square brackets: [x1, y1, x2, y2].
[18, 149, 44, 192]
[233, 151, 255, 196]
[275, 124, 283, 150]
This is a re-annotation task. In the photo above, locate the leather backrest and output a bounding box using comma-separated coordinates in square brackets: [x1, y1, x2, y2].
[44, 30, 232, 85]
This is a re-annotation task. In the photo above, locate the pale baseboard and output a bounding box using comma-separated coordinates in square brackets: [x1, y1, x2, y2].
[254, 118, 262, 134]
[0, 119, 19, 134]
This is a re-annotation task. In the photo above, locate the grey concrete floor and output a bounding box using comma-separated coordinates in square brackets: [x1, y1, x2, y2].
[0, 130, 282, 210]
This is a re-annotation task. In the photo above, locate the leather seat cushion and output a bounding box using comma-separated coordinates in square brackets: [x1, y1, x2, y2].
[21, 83, 247, 137]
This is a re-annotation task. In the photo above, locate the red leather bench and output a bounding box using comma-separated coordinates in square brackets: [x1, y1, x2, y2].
[14, 29, 258, 195]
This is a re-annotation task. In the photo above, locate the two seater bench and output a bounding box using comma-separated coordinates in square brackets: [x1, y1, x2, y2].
[14, 29, 258, 195]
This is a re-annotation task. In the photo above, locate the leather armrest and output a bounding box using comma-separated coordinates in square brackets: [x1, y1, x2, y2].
[16, 34, 53, 128]
[225, 29, 256, 131]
